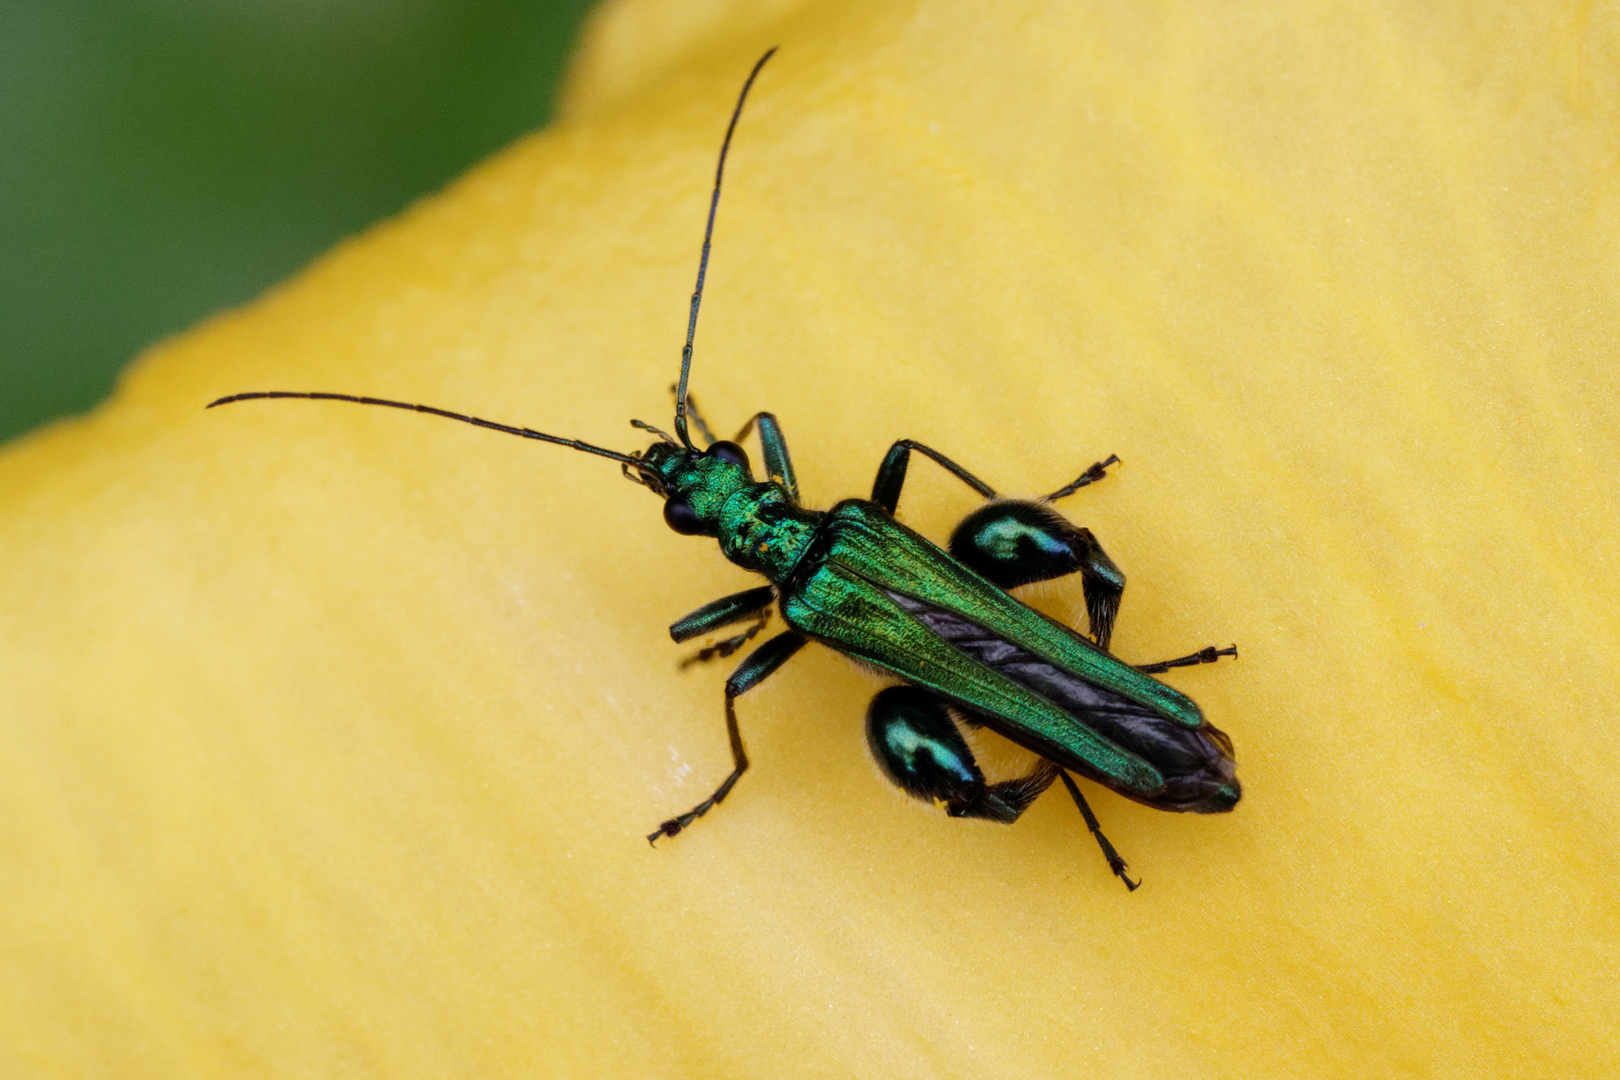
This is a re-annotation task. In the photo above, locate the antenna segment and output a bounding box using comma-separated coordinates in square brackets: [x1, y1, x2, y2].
[206, 391, 651, 472]
[673, 47, 778, 450]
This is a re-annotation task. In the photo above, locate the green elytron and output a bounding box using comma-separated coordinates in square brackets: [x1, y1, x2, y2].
[210, 49, 1239, 889]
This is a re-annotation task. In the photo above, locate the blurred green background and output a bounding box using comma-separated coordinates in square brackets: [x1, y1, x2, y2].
[0, 0, 599, 445]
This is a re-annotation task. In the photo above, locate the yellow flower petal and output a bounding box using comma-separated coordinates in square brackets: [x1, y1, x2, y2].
[4, 1, 1616, 1075]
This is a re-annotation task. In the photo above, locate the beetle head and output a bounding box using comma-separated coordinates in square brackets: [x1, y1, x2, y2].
[630, 437, 753, 537]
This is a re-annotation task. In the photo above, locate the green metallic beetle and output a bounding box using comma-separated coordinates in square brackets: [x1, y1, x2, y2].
[210, 49, 1239, 889]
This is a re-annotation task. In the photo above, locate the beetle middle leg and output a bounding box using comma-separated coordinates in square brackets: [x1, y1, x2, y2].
[870, 440, 998, 515]
[870, 441, 1126, 647]
[669, 586, 777, 666]
[648, 630, 806, 844]
[1040, 453, 1120, 502]
[1135, 644, 1238, 674]
[870, 440, 1120, 515]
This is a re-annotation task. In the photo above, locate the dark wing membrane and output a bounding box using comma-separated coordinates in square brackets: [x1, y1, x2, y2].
[886, 591, 1238, 813]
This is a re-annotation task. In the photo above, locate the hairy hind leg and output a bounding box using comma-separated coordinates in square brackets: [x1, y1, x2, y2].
[948, 502, 1126, 648]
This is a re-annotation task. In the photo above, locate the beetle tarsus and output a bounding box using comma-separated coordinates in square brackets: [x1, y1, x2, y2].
[679, 610, 770, 668]
[1042, 453, 1121, 502]
[1057, 769, 1141, 890]
[648, 769, 743, 845]
[1134, 643, 1238, 675]
[1094, 835, 1141, 891]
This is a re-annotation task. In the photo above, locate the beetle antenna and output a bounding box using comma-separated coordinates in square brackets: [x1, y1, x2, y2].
[207, 391, 657, 477]
[673, 46, 777, 451]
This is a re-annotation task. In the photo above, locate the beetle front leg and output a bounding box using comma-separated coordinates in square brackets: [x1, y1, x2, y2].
[732, 412, 800, 502]
[677, 388, 720, 446]
[648, 630, 807, 844]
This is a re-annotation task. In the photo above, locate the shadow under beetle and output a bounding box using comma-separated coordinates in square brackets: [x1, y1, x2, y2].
[209, 49, 1240, 890]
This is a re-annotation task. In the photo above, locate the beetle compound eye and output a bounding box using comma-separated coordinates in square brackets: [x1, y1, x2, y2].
[663, 498, 705, 535]
[707, 441, 751, 472]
